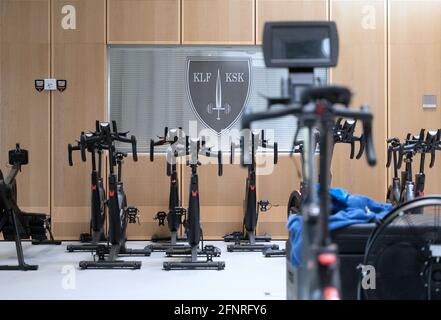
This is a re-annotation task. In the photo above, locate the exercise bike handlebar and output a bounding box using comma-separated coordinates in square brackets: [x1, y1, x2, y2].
[396, 140, 423, 169]
[150, 127, 183, 161]
[230, 140, 237, 164]
[332, 106, 376, 166]
[334, 119, 365, 160]
[231, 131, 278, 165]
[114, 135, 138, 162]
[241, 103, 376, 166]
[201, 145, 223, 177]
[79, 127, 138, 162]
[67, 143, 81, 166]
[79, 134, 102, 162]
[393, 129, 441, 170]
[422, 130, 441, 168]
[187, 138, 223, 176]
[386, 139, 401, 168]
[258, 130, 279, 165]
[427, 129, 441, 168]
[355, 135, 365, 160]
[218, 150, 223, 176]
[69, 130, 109, 165]
[115, 135, 138, 162]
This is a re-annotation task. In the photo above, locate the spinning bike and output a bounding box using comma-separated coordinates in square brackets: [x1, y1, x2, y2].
[224, 130, 280, 252]
[77, 121, 150, 270]
[242, 21, 377, 299]
[0, 144, 61, 270]
[66, 126, 107, 252]
[149, 127, 190, 251]
[163, 137, 225, 271]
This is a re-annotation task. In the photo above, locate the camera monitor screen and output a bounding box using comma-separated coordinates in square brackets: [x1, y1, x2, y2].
[263, 21, 339, 68]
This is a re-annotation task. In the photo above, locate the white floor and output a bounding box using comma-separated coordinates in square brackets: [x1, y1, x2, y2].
[0, 241, 286, 300]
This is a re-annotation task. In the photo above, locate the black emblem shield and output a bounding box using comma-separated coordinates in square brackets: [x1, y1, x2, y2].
[186, 57, 252, 134]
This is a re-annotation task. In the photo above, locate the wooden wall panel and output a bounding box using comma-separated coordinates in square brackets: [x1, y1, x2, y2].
[182, 0, 255, 44]
[330, 0, 387, 201]
[51, 0, 106, 239]
[390, 0, 441, 195]
[0, 0, 50, 213]
[256, 0, 328, 44]
[107, 0, 181, 44]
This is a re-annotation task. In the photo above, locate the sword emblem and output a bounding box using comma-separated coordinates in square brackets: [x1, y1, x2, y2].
[207, 69, 231, 120]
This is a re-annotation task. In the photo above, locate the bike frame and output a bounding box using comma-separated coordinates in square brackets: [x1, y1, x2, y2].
[77, 121, 149, 270]
[226, 131, 279, 252]
[163, 138, 225, 270]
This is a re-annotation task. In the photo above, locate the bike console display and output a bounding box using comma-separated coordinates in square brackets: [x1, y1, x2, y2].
[263, 21, 339, 105]
[263, 21, 339, 69]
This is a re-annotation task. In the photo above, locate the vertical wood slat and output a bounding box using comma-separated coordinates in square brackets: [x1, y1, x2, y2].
[107, 0, 181, 44]
[256, 0, 328, 44]
[51, 0, 107, 238]
[0, 0, 51, 213]
[389, 0, 441, 195]
[182, 0, 255, 44]
[330, 0, 387, 201]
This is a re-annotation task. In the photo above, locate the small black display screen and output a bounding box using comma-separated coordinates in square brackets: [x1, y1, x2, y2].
[271, 26, 331, 62]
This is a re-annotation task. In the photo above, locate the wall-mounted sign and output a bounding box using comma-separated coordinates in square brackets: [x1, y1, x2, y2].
[57, 80, 67, 92]
[34, 79, 67, 92]
[35, 80, 44, 92]
[186, 57, 252, 134]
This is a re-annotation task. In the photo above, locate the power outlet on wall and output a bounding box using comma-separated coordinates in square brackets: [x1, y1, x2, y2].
[422, 95, 437, 109]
